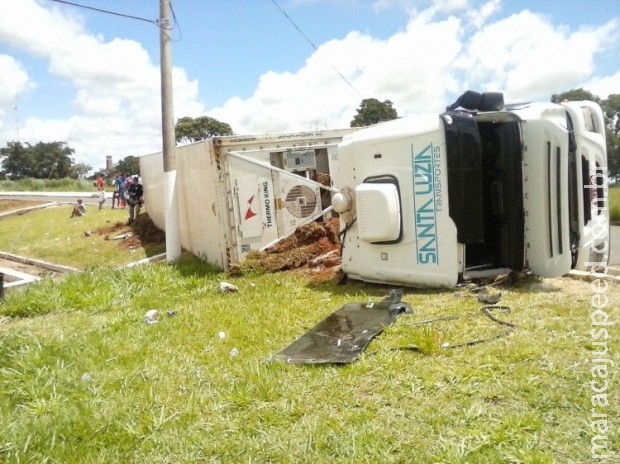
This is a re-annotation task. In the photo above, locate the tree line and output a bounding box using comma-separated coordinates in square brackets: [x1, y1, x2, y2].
[1, 89, 619, 180]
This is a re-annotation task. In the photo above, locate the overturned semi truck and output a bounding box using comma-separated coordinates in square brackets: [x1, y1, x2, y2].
[139, 129, 356, 270]
[330, 91, 609, 287]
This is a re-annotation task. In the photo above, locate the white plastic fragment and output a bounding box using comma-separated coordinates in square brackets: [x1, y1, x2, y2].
[219, 281, 239, 293]
[144, 309, 159, 324]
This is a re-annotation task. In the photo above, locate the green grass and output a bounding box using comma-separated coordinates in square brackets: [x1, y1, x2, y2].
[609, 185, 620, 222]
[0, 206, 619, 462]
[0, 203, 162, 268]
[0, 177, 98, 192]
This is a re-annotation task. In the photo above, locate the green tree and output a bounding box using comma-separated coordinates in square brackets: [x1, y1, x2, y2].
[114, 156, 141, 177]
[601, 94, 620, 136]
[0, 141, 75, 179]
[0, 142, 30, 179]
[350, 98, 398, 127]
[69, 163, 92, 180]
[601, 94, 620, 180]
[175, 116, 233, 144]
[551, 88, 600, 104]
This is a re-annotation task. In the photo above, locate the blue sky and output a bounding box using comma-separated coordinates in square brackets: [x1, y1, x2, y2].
[0, 0, 619, 171]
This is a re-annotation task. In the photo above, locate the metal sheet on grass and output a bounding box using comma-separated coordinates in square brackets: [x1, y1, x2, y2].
[273, 289, 412, 364]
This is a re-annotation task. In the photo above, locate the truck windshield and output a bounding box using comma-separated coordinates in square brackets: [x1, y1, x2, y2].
[443, 113, 524, 270]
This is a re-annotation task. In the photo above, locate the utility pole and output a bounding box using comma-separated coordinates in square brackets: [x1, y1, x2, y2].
[159, 0, 181, 261]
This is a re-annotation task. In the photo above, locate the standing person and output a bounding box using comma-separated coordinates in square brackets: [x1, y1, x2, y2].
[126, 175, 144, 225]
[111, 189, 119, 209]
[96, 174, 104, 191]
[114, 173, 127, 209]
[98, 187, 106, 211]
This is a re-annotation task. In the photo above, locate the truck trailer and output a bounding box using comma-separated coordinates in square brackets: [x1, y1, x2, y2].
[331, 91, 609, 287]
[139, 129, 356, 270]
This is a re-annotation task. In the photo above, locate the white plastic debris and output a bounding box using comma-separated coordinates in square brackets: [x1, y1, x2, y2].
[229, 348, 239, 357]
[144, 309, 159, 324]
[218, 331, 226, 339]
[219, 281, 239, 293]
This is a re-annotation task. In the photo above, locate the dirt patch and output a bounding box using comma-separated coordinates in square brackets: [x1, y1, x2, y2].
[131, 214, 167, 246]
[93, 214, 166, 251]
[229, 218, 343, 284]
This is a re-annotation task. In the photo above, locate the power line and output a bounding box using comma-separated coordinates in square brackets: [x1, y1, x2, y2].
[270, 0, 363, 99]
[48, 0, 163, 28]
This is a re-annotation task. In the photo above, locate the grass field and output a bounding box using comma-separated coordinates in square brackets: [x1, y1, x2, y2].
[609, 185, 620, 222]
[0, 178, 98, 192]
[0, 200, 164, 269]
[0, 201, 619, 462]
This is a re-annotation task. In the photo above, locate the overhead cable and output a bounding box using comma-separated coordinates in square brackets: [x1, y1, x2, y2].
[270, 0, 363, 98]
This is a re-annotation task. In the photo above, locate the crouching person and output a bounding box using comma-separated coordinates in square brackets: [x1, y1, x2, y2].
[126, 175, 144, 225]
[70, 199, 86, 218]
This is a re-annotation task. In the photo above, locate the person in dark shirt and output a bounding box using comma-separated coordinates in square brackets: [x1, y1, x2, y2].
[126, 175, 144, 225]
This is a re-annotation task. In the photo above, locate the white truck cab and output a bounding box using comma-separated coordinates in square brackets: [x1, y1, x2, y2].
[332, 91, 608, 287]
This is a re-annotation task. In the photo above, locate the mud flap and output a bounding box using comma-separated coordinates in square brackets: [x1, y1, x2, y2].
[272, 289, 412, 364]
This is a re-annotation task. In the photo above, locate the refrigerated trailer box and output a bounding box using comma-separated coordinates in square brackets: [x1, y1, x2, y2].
[331, 91, 609, 287]
[139, 129, 356, 270]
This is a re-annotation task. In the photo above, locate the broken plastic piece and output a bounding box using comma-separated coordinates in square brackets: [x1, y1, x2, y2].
[273, 289, 413, 364]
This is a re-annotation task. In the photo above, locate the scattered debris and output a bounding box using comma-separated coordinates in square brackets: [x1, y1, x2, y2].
[111, 232, 133, 240]
[81, 372, 93, 382]
[84, 231, 91, 237]
[95, 215, 166, 252]
[477, 286, 502, 304]
[229, 348, 239, 357]
[144, 309, 159, 324]
[167, 310, 178, 317]
[219, 281, 239, 293]
[273, 289, 412, 365]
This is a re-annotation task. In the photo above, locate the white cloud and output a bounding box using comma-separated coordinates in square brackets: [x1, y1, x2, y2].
[210, 14, 465, 132]
[0, 0, 204, 170]
[0, 0, 618, 172]
[584, 69, 620, 100]
[211, 1, 619, 135]
[452, 12, 620, 102]
[0, 55, 32, 107]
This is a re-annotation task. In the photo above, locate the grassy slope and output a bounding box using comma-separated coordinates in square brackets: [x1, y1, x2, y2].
[0, 201, 618, 463]
[0, 202, 163, 268]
